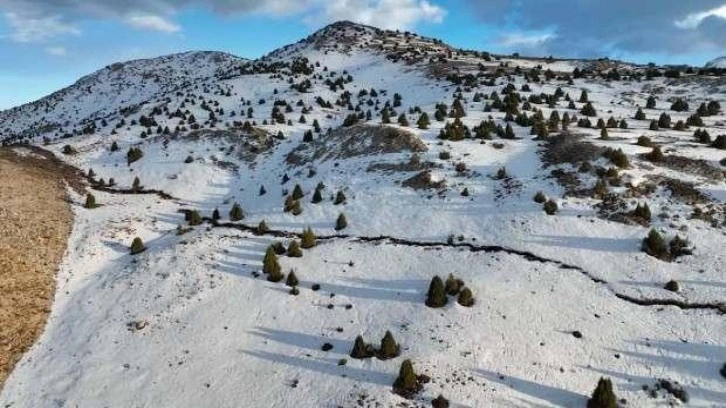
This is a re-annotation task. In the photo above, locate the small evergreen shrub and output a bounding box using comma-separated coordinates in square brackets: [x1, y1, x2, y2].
[229, 203, 245, 221]
[84, 193, 98, 209]
[543, 199, 558, 215]
[432, 395, 450, 408]
[130, 237, 146, 255]
[587, 377, 617, 408]
[664, 280, 680, 292]
[350, 335, 375, 359]
[457, 287, 475, 307]
[263, 246, 282, 276]
[188, 210, 203, 226]
[287, 240, 303, 257]
[533, 191, 547, 203]
[334, 190, 346, 205]
[393, 359, 423, 398]
[300, 227, 316, 248]
[426, 276, 448, 308]
[286, 270, 299, 287]
[335, 213, 347, 231]
[378, 331, 401, 360]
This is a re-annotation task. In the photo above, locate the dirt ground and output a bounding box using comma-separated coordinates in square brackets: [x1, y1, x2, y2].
[0, 147, 79, 388]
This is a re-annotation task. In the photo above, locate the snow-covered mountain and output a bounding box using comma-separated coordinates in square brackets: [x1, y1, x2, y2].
[1, 21, 725, 408]
[706, 56, 726, 69]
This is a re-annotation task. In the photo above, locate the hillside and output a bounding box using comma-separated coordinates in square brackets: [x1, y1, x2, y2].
[1, 21, 725, 408]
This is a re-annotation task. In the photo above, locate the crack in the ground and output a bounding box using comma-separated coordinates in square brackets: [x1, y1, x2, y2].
[202, 216, 725, 314]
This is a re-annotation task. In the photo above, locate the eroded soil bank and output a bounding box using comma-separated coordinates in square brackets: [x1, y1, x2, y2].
[0, 147, 79, 388]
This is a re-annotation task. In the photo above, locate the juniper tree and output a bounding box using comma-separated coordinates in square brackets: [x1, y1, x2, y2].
[212, 208, 220, 221]
[257, 220, 269, 235]
[579, 90, 589, 103]
[587, 377, 617, 408]
[131, 176, 142, 192]
[287, 240, 303, 257]
[398, 113, 409, 127]
[444, 274, 462, 296]
[646, 95, 656, 109]
[267, 262, 284, 283]
[642, 228, 667, 259]
[658, 112, 671, 129]
[393, 359, 420, 397]
[259, 185, 266, 196]
[286, 270, 299, 287]
[311, 187, 323, 204]
[670, 98, 689, 112]
[263, 246, 282, 275]
[457, 287, 475, 307]
[426, 276, 448, 308]
[634, 108, 646, 120]
[632, 203, 651, 221]
[646, 146, 663, 162]
[188, 210, 203, 226]
[335, 213, 348, 231]
[533, 191, 547, 203]
[334, 190, 346, 205]
[130, 237, 146, 255]
[84, 193, 98, 209]
[580, 102, 597, 117]
[432, 395, 450, 408]
[379, 331, 401, 360]
[110, 141, 119, 152]
[417, 112, 430, 129]
[229, 203, 245, 221]
[300, 227, 316, 249]
[543, 199, 558, 215]
[350, 335, 374, 359]
[600, 127, 609, 140]
[292, 184, 304, 200]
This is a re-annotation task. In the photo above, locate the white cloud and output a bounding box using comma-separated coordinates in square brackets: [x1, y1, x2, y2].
[4, 11, 80, 43]
[675, 4, 726, 29]
[319, 0, 446, 30]
[124, 14, 181, 33]
[497, 32, 555, 48]
[45, 46, 67, 56]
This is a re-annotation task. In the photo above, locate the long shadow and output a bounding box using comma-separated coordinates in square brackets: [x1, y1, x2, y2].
[679, 280, 726, 289]
[627, 339, 726, 360]
[476, 369, 586, 407]
[319, 280, 421, 304]
[242, 350, 391, 386]
[527, 235, 638, 254]
[344, 277, 428, 291]
[250, 327, 351, 356]
[612, 339, 726, 381]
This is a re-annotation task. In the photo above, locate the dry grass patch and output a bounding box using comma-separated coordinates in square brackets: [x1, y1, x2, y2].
[0, 147, 77, 388]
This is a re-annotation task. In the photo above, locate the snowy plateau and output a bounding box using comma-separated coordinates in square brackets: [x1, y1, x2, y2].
[0, 21, 725, 408]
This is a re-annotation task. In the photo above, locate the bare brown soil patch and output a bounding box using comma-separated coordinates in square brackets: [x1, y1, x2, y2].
[0, 146, 79, 388]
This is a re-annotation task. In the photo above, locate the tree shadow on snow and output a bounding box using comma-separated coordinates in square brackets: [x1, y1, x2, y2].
[242, 350, 391, 386]
[527, 234, 638, 253]
[250, 327, 350, 356]
[476, 369, 586, 407]
[319, 279, 422, 304]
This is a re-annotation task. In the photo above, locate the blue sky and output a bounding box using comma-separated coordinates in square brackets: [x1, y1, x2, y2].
[0, 0, 724, 110]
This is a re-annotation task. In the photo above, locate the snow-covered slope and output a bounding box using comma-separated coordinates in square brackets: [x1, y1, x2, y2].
[706, 57, 726, 69]
[1, 21, 725, 408]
